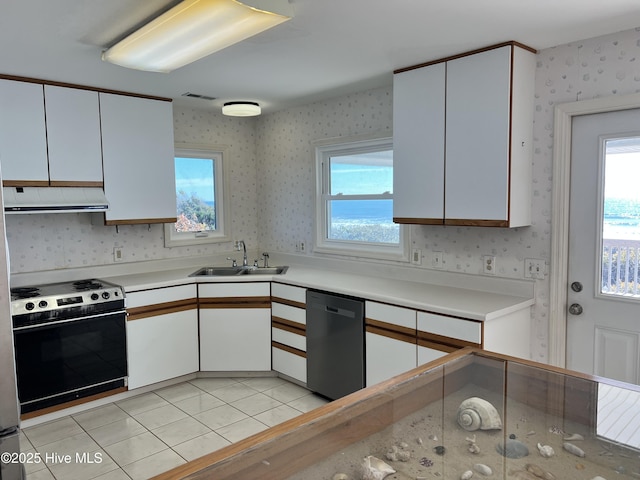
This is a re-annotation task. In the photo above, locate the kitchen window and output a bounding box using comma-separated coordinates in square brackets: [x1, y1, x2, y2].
[164, 145, 231, 247]
[315, 136, 408, 260]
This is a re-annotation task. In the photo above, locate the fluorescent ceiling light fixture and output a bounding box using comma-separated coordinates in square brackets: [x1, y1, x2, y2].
[102, 0, 293, 72]
[222, 102, 261, 116]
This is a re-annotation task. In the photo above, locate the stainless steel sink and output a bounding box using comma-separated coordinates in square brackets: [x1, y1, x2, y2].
[189, 266, 288, 277]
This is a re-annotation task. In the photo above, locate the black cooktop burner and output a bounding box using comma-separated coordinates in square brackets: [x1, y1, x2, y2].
[10, 287, 41, 299]
[72, 280, 104, 291]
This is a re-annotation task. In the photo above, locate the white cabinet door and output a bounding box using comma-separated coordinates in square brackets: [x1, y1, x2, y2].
[417, 344, 449, 366]
[127, 309, 199, 389]
[393, 63, 446, 223]
[45, 85, 103, 185]
[100, 93, 177, 224]
[200, 308, 271, 371]
[366, 332, 416, 386]
[0, 80, 48, 184]
[365, 301, 416, 386]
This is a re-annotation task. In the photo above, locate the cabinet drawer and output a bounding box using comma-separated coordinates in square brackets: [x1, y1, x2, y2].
[127, 284, 196, 308]
[272, 283, 306, 305]
[366, 301, 416, 330]
[199, 282, 270, 298]
[272, 302, 306, 325]
[272, 327, 306, 351]
[272, 346, 306, 384]
[417, 311, 481, 344]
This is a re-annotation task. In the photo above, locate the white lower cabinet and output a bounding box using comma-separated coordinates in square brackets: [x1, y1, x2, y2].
[126, 285, 198, 389]
[271, 282, 307, 383]
[199, 283, 271, 372]
[365, 301, 417, 386]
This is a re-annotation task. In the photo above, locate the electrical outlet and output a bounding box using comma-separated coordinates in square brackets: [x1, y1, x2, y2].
[524, 258, 546, 279]
[299, 241, 306, 253]
[483, 255, 496, 275]
[411, 248, 422, 265]
[113, 247, 123, 263]
[432, 251, 443, 269]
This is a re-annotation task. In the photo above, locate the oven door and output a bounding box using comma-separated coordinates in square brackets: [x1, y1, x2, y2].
[13, 311, 127, 413]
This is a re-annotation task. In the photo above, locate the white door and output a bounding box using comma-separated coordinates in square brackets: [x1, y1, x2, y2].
[567, 109, 640, 385]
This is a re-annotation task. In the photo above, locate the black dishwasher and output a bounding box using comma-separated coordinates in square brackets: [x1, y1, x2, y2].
[306, 290, 365, 400]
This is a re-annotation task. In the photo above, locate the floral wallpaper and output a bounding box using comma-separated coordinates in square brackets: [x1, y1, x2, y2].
[6, 27, 640, 362]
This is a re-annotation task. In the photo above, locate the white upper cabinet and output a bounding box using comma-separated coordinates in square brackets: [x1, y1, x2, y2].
[45, 85, 103, 186]
[393, 42, 536, 227]
[392, 63, 446, 223]
[0, 80, 48, 185]
[100, 93, 177, 225]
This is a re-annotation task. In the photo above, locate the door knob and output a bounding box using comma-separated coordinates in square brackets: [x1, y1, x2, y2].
[570, 281, 583, 292]
[569, 303, 583, 315]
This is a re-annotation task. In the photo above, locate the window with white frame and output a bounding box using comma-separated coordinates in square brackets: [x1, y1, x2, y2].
[164, 145, 230, 247]
[315, 137, 408, 260]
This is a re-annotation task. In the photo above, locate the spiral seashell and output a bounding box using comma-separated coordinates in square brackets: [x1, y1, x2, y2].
[361, 456, 396, 480]
[457, 397, 502, 431]
[536, 443, 555, 458]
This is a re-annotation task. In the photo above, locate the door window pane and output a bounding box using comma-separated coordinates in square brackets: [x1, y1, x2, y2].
[601, 138, 640, 297]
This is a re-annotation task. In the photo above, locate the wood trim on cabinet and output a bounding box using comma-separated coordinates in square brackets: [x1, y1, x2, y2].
[444, 219, 510, 227]
[365, 318, 416, 341]
[417, 330, 481, 350]
[20, 387, 127, 420]
[199, 296, 271, 309]
[0, 74, 173, 102]
[393, 41, 537, 74]
[272, 341, 306, 359]
[271, 297, 306, 309]
[49, 181, 104, 187]
[272, 316, 306, 334]
[417, 337, 458, 354]
[393, 217, 444, 225]
[127, 298, 198, 321]
[104, 217, 178, 226]
[2, 180, 49, 187]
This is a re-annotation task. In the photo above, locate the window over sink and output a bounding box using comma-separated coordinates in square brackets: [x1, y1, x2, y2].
[164, 145, 231, 247]
[314, 136, 408, 261]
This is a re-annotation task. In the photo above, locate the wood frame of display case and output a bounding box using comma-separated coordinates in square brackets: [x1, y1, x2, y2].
[152, 348, 633, 480]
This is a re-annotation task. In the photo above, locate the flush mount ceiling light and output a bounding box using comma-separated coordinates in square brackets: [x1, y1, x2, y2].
[222, 101, 261, 116]
[102, 0, 293, 72]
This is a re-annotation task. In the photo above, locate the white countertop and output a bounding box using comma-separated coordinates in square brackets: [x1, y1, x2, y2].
[105, 264, 534, 322]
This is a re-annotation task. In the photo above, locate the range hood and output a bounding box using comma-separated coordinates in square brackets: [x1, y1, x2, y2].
[3, 187, 109, 214]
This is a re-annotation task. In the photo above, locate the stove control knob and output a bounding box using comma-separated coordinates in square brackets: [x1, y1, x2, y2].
[91, 293, 99, 301]
[25, 302, 35, 311]
[102, 292, 110, 299]
[38, 300, 48, 308]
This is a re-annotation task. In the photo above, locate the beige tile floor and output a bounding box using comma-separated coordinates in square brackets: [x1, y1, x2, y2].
[21, 377, 328, 480]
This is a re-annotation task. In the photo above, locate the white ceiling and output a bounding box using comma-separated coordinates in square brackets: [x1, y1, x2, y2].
[2, 0, 640, 114]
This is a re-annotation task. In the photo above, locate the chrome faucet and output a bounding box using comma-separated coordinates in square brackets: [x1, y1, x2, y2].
[237, 240, 248, 266]
[262, 252, 269, 268]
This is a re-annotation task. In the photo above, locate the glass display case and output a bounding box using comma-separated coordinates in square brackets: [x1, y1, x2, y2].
[155, 348, 640, 480]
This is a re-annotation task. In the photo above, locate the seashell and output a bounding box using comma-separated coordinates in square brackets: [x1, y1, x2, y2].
[496, 439, 529, 458]
[360, 456, 396, 480]
[473, 464, 492, 476]
[461, 471, 474, 480]
[563, 442, 585, 457]
[332, 474, 350, 480]
[457, 397, 502, 431]
[468, 443, 481, 454]
[536, 443, 555, 458]
[563, 433, 584, 441]
[525, 463, 557, 480]
[590, 477, 607, 480]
